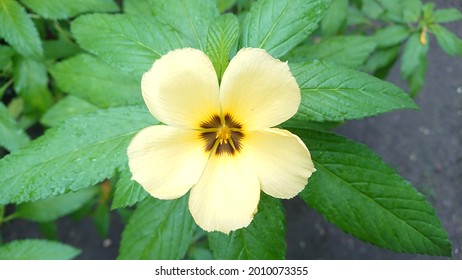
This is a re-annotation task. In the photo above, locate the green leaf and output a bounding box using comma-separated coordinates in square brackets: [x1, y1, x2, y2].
[401, 33, 428, 78]
[0, 0, 43, 59]
[13, 57, 53, 116]
[216, 0, 237, 12]
[50, 54, 142, 108]
[208, 193, 285, 259]
[241, 0, 330, 58]
[20, 0, 118, 20]
[118, 196, 195, 260]
[0, 106, 156, 205]
[294, 128, 451, 256]
[372, 25, 410, 48]
[40, 96, 99, 127]
[407, 53, 427, 95]
[39, 221, 58, 240]
[205, 14, 239, 81]
[43, 39, 82, 61]
[433, 8, 462, 23]
[321, 0, 348, 36]
[123, 0, 153, 17]
[151, 0, 220, 50]
[401, 33, 428, 95]
[286, 36, 376, 68]
[0, 239, 80, 260]
[289, 60, 417, 122]
[361, 0, 384, 20]
[0, 102, 30, 151]
[377, 0, 421, 23]
[15, 187, 97, 223]
[123, 0, 219, 50]
[431, 24, 462, 57]
[71, 14, 185, 77]
[111, 169, 148, 210]
[0, 45, 14, 70]
[401, 0, 422, 23]
[362, 45, 400, 77]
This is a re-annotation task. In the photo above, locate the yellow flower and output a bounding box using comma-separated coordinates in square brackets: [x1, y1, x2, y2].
[127, 48, 315, 234]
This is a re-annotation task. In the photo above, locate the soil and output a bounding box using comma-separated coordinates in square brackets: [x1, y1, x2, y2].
[1, 0, 461, 260]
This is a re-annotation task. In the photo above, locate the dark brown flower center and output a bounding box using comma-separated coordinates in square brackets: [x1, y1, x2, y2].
[200, 113, 244, 156]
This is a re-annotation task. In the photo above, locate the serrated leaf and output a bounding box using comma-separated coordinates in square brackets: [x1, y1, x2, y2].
[13, 57, 53, 116]
[0, 106, 156, 205]
[0, 239, 80, 260]
[321, 0, 348, 36]
[241, 0, 330, 58]
[433, 8, 462, 23]
[289, 60, 417, 122]
[71, 14, 185, 77]
[152, 0, 219, 50]
[124, 0, 221, 40]
[0, 102, 30, 151]
[208, 194, 285, 259]
[111, 169, 148, 210]
[205, 14, 239, 81]
[50, 54, 142, 108]
[0, 45, 14, 70]
[294, 128, 451, 256]
[431, 24, 462, 57]
[41, 96, 99, 127]
[286, 36, 376, 68]
[118, 196, 195, 260]
[15, 187, 97, 223]
[19, 0, 118, 20]
[0, 0, 43, 59]
[373, 25, 410, 48]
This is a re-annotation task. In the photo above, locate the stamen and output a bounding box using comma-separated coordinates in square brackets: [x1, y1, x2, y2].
[200, 113, 244, 156]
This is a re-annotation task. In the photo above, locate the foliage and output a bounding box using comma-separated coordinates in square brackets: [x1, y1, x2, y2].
[0, 0, 460, 259]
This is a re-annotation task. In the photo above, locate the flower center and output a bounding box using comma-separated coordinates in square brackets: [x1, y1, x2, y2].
[200, 113, 244, 156]
[216, 126, 232, 145]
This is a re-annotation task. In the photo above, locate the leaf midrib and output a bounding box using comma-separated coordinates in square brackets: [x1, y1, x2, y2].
[0, 130, 137, 188]
[312, 158, 445, 252]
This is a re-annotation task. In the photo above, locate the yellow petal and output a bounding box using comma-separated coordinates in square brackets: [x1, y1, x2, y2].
[189, 153, 260, 234]
[127, 125, 208, 199]
[245, 128, 315, 199]
[220, 48, 300, 130]
[142, 48, 220, 129]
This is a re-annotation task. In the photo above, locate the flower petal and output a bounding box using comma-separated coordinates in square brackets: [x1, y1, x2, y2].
[142, 48, 220, 129]
[127, 125, 208, 199]
[189, 153, 260, 234]
[220, 48, 300, 130]
[245, 128, 315, 199]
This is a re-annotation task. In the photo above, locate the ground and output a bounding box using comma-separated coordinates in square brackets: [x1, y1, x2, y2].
[2, 0, 461, 260]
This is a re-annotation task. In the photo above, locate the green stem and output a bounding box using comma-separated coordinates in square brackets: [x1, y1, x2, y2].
[1, 213, 18, 224]
[0, 78, 13, 100]
[53, 21, 73, 43]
